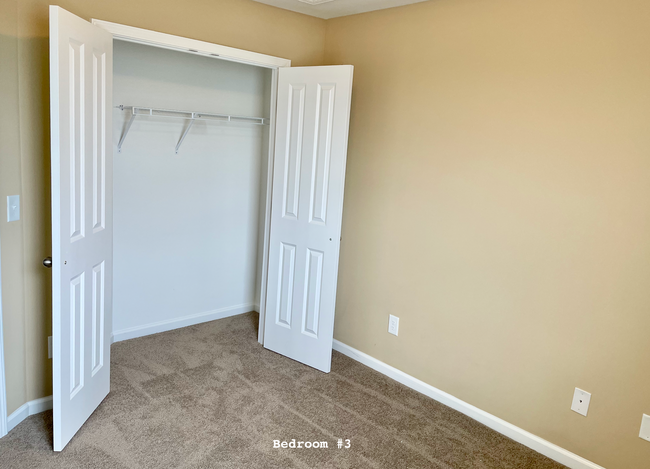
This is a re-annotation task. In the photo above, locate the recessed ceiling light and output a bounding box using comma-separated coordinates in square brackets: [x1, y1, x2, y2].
[297, 0, 336, 4]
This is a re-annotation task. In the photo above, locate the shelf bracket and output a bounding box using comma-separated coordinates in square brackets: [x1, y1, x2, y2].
[175, 116, 196, 154]
[117, 112, 137, 153]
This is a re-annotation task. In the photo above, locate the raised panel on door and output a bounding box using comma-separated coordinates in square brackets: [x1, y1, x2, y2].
[91, 261, 105, 375]
[301, 249, 324, 337]
[282, 85, 305, 220]
[309, 84, 336, 225]
[50, 6, 113, 451]
[275, 243, 297, 328]
[264, 66, 353, 372]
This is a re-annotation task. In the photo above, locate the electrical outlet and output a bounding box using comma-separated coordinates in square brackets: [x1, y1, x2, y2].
[388, 315, 399, 336]
[48, 336, 52, 359]
[7, 195, 20, 222]
[571, 388, 591, 416]
[640, 414, 650, 442]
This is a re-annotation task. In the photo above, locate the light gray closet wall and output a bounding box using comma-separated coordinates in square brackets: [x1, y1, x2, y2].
[112, 41, 271, 334]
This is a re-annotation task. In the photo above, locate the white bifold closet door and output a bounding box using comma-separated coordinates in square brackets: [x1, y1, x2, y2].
[263, 66, 354, 373]
[49, 6, 113, 451]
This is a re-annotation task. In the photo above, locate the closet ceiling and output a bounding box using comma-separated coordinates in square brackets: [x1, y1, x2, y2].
[252, 0, 429, 19]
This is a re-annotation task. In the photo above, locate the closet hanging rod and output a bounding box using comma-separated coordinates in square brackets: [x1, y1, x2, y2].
[115, 105, 269, 153]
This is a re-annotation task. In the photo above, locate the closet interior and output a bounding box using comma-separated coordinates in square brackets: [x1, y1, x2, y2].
[112, 40, 273, 337]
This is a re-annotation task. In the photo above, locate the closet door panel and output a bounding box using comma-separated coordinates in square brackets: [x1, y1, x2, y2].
[50, 5, 113, 451]
[264, 65, 353, 373]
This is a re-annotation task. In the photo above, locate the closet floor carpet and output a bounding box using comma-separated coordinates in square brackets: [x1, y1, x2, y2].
[0, 312, 566, 469]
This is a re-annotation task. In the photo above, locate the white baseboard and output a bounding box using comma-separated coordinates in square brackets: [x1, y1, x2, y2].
[332, 340, 605, 469]
[111, 303, 256, 343]
[6, 395, 53, 434]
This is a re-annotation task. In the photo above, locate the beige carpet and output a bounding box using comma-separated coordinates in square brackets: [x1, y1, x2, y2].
[0, 312, 566, 468]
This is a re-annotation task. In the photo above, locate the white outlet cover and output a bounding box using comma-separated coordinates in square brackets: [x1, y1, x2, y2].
[388, 314, 399, 336]
[571, 388, 591, 416]
[7, 195, 20, 222]
[640, 414, 650, 442]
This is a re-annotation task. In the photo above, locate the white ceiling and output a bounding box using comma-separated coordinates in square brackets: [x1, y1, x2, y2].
[252, 0, 430, 20]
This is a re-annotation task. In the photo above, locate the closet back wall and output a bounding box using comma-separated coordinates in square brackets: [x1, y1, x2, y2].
[112, 41, 270, 336]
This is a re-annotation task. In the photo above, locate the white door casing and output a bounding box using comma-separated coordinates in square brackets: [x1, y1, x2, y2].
[50, 6, 113, 451]
[264, 65, 353, 372]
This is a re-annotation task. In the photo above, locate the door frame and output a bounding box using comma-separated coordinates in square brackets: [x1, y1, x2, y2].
[91, 19, 291, 345]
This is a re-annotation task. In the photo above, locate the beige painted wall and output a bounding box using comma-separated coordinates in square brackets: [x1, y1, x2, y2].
[325, 0, 650, 468]
[0, 0, 28, 416]
[1, 0, 325, 416]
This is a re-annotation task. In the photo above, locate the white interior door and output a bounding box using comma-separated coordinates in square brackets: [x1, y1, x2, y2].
[264, 65, 353, 372]
[49, 6, 113, 451]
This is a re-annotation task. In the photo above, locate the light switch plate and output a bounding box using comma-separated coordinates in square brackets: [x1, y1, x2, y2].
[571, 388, 591, 416]
[48, 336, 52, 359]
[388, 314, 399, 336]
[7, 195, 20, 222]
[640, 414, 650, 442]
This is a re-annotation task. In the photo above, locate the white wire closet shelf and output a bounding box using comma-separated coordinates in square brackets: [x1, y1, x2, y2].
[115, 105, 270, 154]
